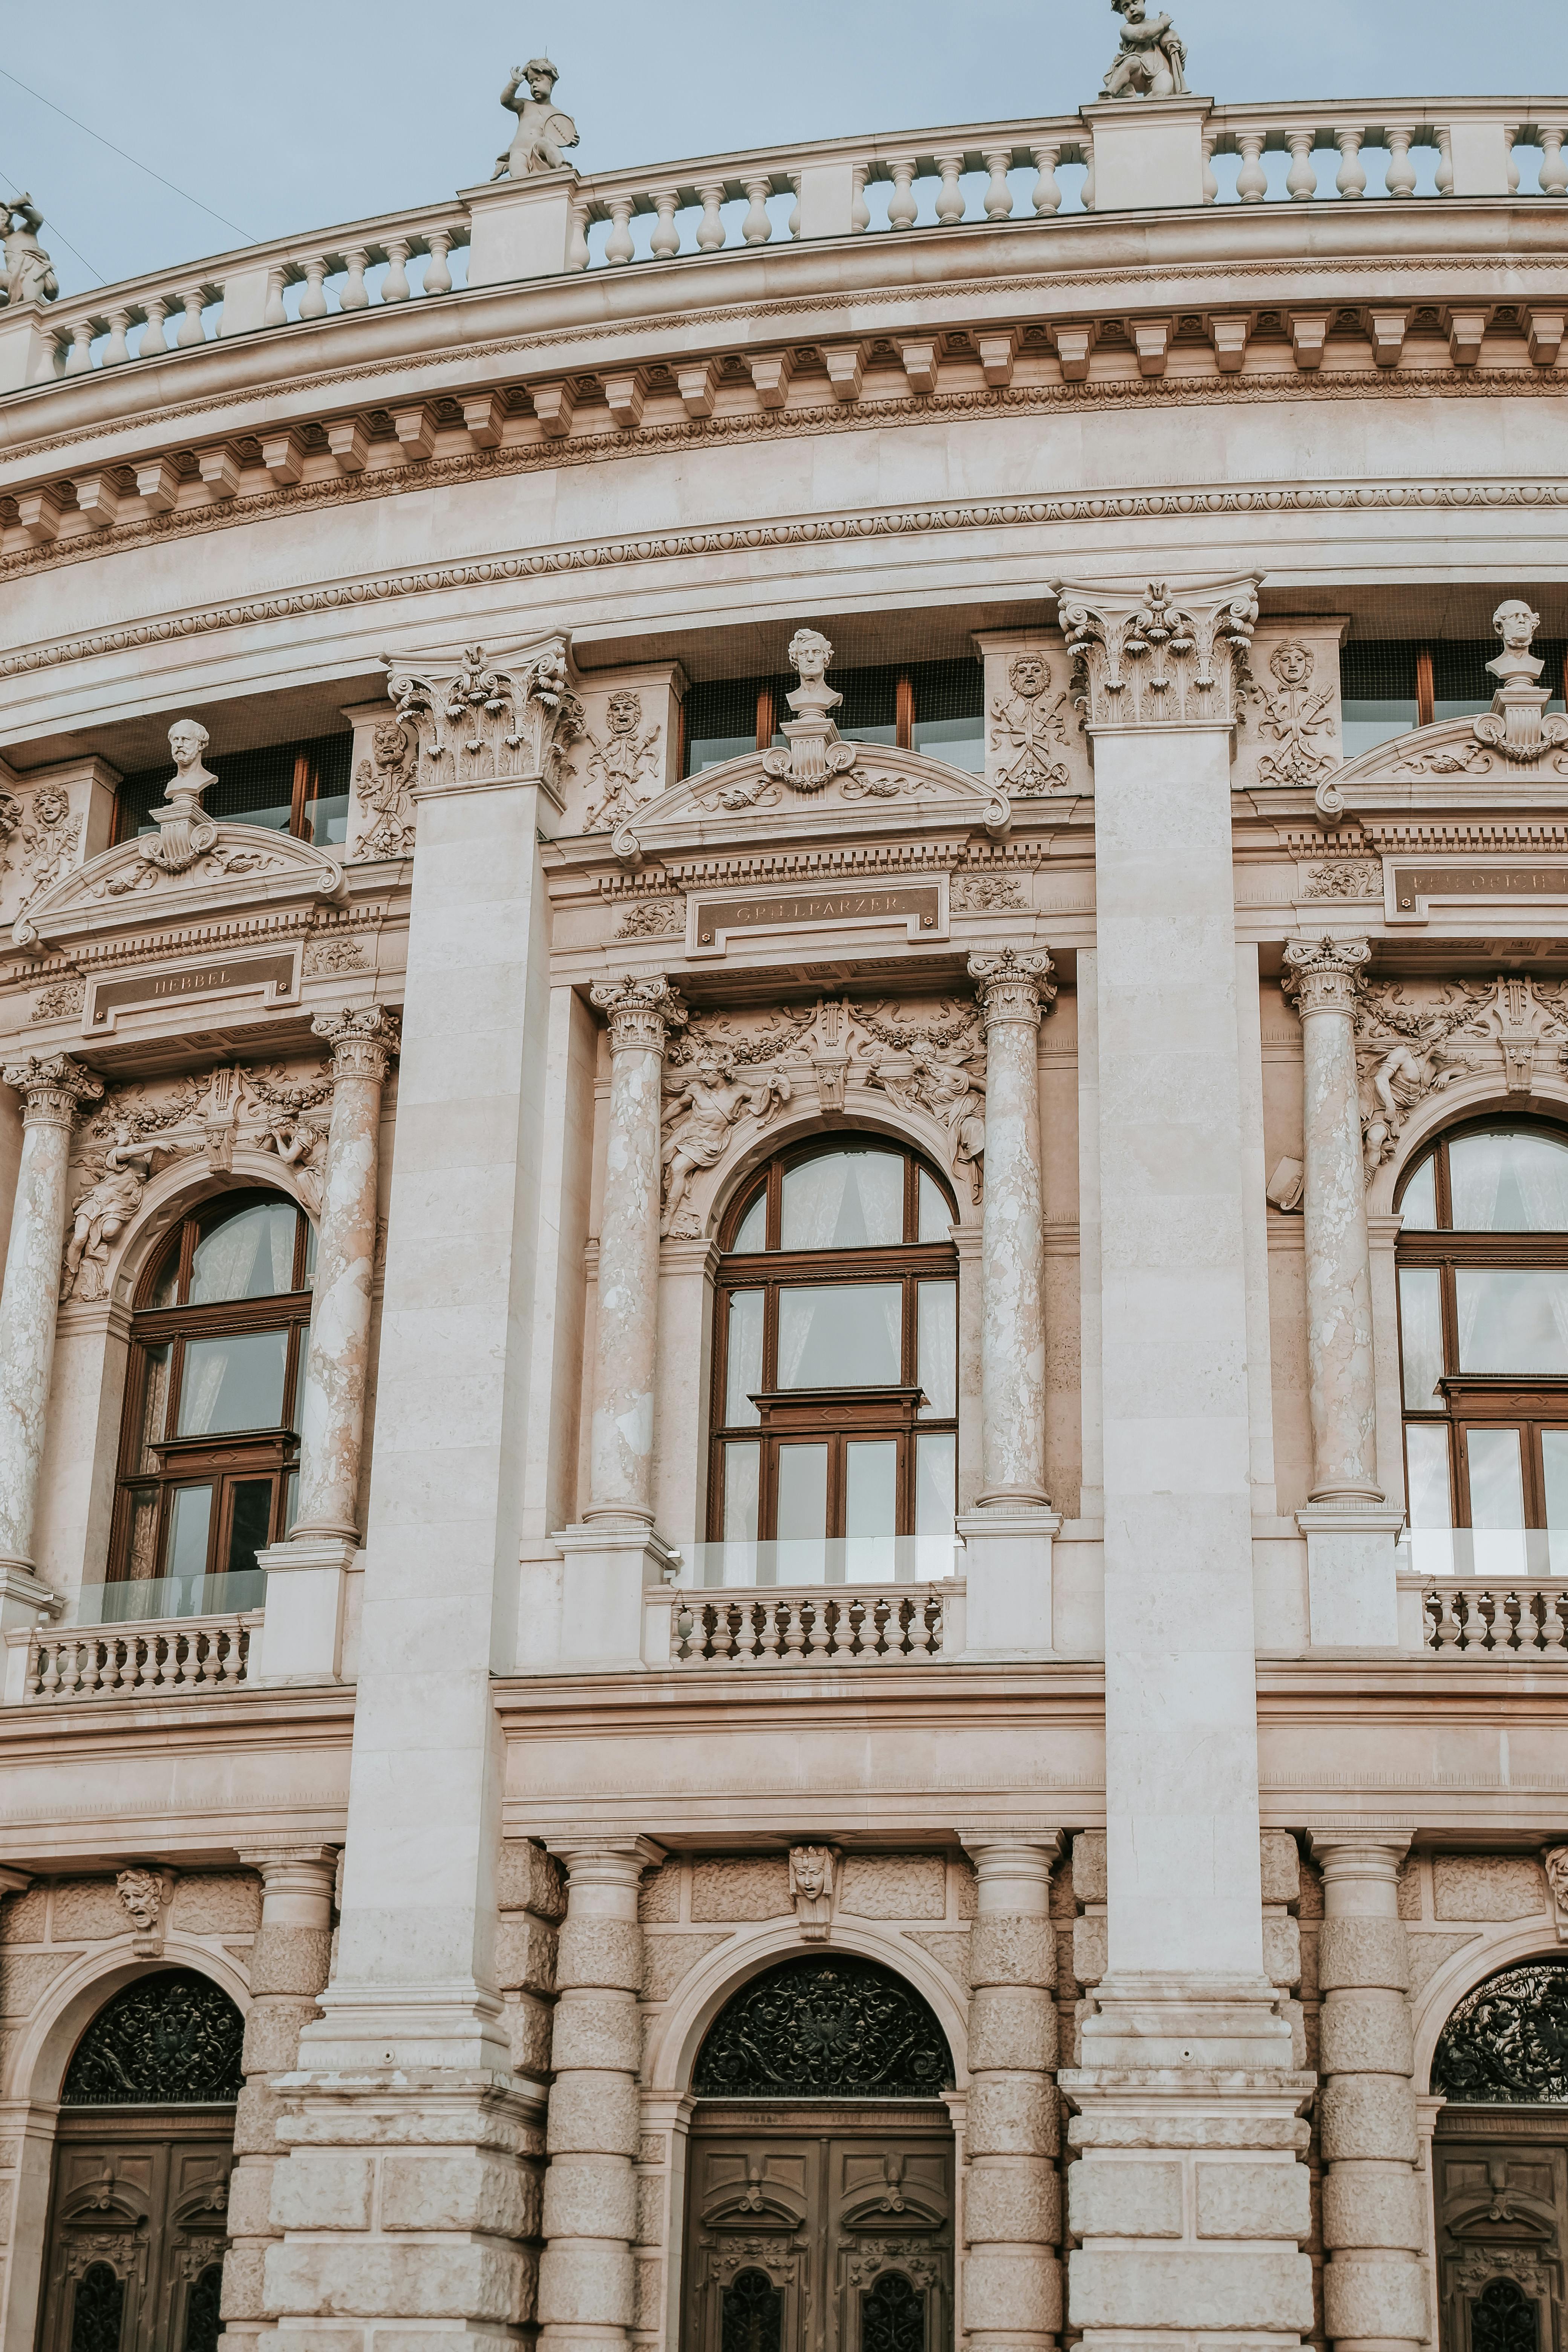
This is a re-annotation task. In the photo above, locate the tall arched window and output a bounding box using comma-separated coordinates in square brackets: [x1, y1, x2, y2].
[1395, 1123, 1568, 1568]
[707, 1141, 957, 1585]
[106, 1189, 315, 1598]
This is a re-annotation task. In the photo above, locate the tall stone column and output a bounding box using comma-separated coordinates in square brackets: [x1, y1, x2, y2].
[961, 1836, 1062, 2352]
[256, 1008, 400, 1685]
[1283, 942, 1404, 1647]
[552, 978, 685, 1670]
[1050, 578, 1313, 2350]
[1308, 1834, 1426, 2352]
[955, 952, 1061, 1657]
[218, 1845, 337, 2352]
[0, 1054, 101, 1605]
[539, 1838, 663, 2352]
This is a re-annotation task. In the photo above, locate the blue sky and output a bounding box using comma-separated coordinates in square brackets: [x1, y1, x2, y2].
[3, 0, 1563, 299]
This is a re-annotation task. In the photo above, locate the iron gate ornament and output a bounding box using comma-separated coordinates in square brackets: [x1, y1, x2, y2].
[63, 1969, 244, 2106]
[1431, 1962, 1568, 2104]
[692, 1956, 953, 2099]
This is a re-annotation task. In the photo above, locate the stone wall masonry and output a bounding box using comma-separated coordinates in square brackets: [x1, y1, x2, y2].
[499, 1839, 566, 2089]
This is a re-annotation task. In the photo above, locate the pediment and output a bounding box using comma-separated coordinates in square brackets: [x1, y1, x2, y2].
[13, 824, 346, 954]
[611, 745, 1010, 864]
[1331, 713, 1568, 796]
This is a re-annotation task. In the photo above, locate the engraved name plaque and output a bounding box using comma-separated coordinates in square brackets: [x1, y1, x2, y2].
[689, 881, 946, 958]
[86, 949, 301, 1033]
[1386, 859, 1568, 926]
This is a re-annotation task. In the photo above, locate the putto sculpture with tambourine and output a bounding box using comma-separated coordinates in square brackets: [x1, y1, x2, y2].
[1100, 0, 1189, 98]
[492, 57, 580, 178]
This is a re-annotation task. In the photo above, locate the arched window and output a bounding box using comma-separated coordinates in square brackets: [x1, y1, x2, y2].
[709, 1142, 958, 1583]
[692, 1955, 954, 2100]
[107, 1190, 315, 1597]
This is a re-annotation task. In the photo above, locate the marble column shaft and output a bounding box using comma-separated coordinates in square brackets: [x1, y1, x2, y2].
[0, 1055, 102, 1571]
[968, 951, 1056, 1506]
[539, 1838, 662, 2352]
[219, 1846, 337, 2351]
[586, 978, 686, 1524]
[1285, 942, 1383, 1503]
[291, 1009, 399, 1542]
[962, 1837, 1062, 2352]
[1310, 1833, 1427, 2352]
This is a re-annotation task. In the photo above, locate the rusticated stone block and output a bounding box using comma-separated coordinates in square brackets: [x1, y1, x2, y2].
[1397, 1859, 1420, 1919]
[51, 1879, 126, 1940]
[1433, 1855, 1544, 1922]
[956, 1856, 979, 1918]
[1071, 1833, 1106, 1906]
[1407, 1930, 1481, 1998]
[542, 2154, 637, 2240]
[970, 1915, 1054, 1989]
[265, 2239, 532, 2323]
[635, 2171, 665, 2240]
[241, 1997, 319, 2076]
[219, 2240, 266, 2321]
[233, 2081, 287, 2158]
[546, 2071, 641, 2157]
[1069, 2161, 1182, 2240]
[637, 1862, 680, 1922]
[967, 2075, 1060, 2158]
[970, 1984, 1057, 2073]
[0, 1949, 72, 2018]
[249, 1923, 333, 1998]
[496, 1913, 559, 1995]
[634, 2252, 664, 2331]
[964, 2158, 1060, 2243]
[689, 1857, 792, 1922]
[1195, 2162, 1310, 2240]
[1319, 1988, 1414, 2077]
[556, 1918, 643, 1992]
[1072, 1917, 1107, 1987]
[536, 2237, 635, 2326]
[381, 2153, 539, 2238]
[550, 1993, 642, 2074]
[1322, 2166, 1424, 2251]
[1263, 1916, 1301, 1990]
[171, 1873, 262, 1934]
[642, 1931, 731, 2002]
[1323, 2251, 1428, 2341]
[1261, 1833, 1301, 1905]
[0, 1884, 47, 1942]
[904, 1929, 971, 1995]
[224, 2158, 278, 2237]
[506, 1990, 553, 2076]
[1319, 2075, 1417, 2164]
[499, 1840, 565, 1919]
[839, 1854, 945, 1919]
[1317, 1918, 1410, 1994]
[962, 2246, 1062, 2332]
[1069, 2247, 1315, 2332]
[269, 2154, 374, 2232]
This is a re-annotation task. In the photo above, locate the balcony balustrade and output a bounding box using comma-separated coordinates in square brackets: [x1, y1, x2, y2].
[6, 1611, 260, 1702]
[668, 1584, 954, 1667]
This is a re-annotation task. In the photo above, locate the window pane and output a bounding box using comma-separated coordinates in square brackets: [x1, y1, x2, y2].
[135, 1343, 172, 1468]
[917, 1282, 957, 1417]
[226, 1479, 275, 1576]
[190, 1198, 299, 1302]
[781, 1149, 904, 1250]
[303, 1218, 317, 1287]
[1544, 1432, 1568, 1531]
[845, 1441, 897, 1536]
[776, 1444, 828, 1540]
[776, 1283, 902, 1387]
[1449, 1130, 1568, 1231]
[149, 1245, 181, 1309]
[1404, 1423, 1452, 1528]
[177, 1329, 289, 1434]
[917, 1169, 952, 1243]
[731, 1191, 768, 1254]
[1399, 1155, 1438, 1231]
[304, 776, 349, 847]
[723, 1443, 760, 1542]
[1466, 1427, 1525, 1529]
[725, 1292, 764, 1427]
[913, 713, 984, 772]
[1455, 1268, 1568, 1374]
[916, 1431, 957, 1536]
[167, 1484, 213, 1577]
[1398, 1268, 1445, 1408]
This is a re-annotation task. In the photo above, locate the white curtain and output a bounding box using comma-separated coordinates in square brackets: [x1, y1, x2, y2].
[781, 1150, 902, 1250]
[178, 1346, 231, 1436]
[1449, 1134, 1507, 1232]
[1513, 1135, 1568, 1233]
[190, 1203, 293, 1305]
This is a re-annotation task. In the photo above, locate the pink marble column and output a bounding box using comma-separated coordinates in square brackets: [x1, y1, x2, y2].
[968, 950, 1057, 1505]
[0, 1054, 103, 1573]
[585, 976, 686, 1524]
[1283, 940, 1384, 1503]
[291, 1009, 400, 1542]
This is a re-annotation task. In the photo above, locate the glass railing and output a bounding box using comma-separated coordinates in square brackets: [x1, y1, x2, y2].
[1398, 1529, 1568, 1581]
[671, 1535, 961, 1589]
[75, 1570, 267, 1625]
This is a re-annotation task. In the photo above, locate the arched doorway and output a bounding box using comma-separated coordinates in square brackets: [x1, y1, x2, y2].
[1430, 1959, 1568, 2352]
[681, 1955, 956, 2352]
[38, 1969, 243, 2352]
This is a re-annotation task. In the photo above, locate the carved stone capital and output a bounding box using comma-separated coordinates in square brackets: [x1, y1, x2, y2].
[3, 1052, 103, 1127]
[311, 1004, 401, 1085]
[381, 633, 584, 807]
[590, 972, 689, 1056]
[1052, 574, 1260, 730]
[1283, 936, 1372, 1020]
[968, 946, 1056, 1027]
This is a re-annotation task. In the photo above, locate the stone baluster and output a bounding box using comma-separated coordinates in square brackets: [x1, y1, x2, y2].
[139, 294, 170, 354]
[1031, 145, 1062, 215]
[962, 1836, 1062, 2352]
[0, 1056, 103, 1586]
[934, 153, 966, 224]
[983, 150, 1014, 219]
[1237, 132, 1269, 201]
[1309, 1833, 1427, 2352]
[539, 1838, 664, 2352]
[1386, 128, 1419, 198]
[219, 1845, 337, 2351]
[1283, 939, 1403, 1647]
[1335, 128, 1369, 199]
[1286, 131, 1319, 200]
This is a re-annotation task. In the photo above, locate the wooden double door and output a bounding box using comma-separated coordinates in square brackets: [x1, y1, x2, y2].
[1435, 2111, 1568, 2352]
[682, 2104, 954, 2352]
[38, 2109, 233, 2352]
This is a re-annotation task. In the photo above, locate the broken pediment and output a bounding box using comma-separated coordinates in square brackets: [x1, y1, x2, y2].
[1328, 715, 1568, 801]
[610, 744, 1010, 865]
[12, 825, 346, 955]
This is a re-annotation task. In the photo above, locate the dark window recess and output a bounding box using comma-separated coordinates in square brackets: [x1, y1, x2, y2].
[1340, 639, 1567, 758]
[684, 659, 984, 778]
[863, 2272, 927, 2352]
[1470, 2279, 1539, 2352]
[722, 2270, 784, 2352]
[115, 730, 352, 847]
[692, 1955, 954, 2099]
[62, 1970, 245, 2106]
[68, 2262, 125, 2352]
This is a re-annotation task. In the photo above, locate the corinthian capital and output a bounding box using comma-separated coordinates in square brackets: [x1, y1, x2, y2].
[590, 973, 689, 1055]
[311, 1004, 402, 1083]
[1051, 575, 1261, 730]
[380, 634, 584, 806]
[2, 1052, 103, 1127]
[968, 946, 1057, 1026]
[1283, 937, 1372, 1020]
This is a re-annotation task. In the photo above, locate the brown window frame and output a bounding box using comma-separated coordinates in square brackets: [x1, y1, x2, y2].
[110, 742, 342, 849]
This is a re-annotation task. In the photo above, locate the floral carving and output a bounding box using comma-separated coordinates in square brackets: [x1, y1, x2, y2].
[583, 690, 663, 833]
[1303, 859, 1381, 900]
[385, 639, 585, 801]
[351, 718, 416, 859]
[29, 974, 85, 1022]
[989, 653, 1070, 795]
[616, 896, 684, 938]
[692, 1955, 952, 2098]
[1353, 975, 1568, 1180]
[304, 933, 369, 975]
[62, 1970, 243, 2105]
[952, 872, 1026, 911]
[1058, 577, 1258, 729]
[7, 781, 82, 914]
[1431, 1961, 1568, 2104]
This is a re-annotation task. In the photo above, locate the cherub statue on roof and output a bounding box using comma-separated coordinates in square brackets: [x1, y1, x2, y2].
[1101, 0, 1188, 99]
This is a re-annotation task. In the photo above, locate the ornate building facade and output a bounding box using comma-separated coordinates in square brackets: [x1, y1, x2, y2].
[0, 22, 1566, 2352]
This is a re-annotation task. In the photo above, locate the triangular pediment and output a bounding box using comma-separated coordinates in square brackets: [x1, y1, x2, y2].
[13, 824, 346, 954]
[609, 744, 1010, 864]
[1331, 712, 1568, 794]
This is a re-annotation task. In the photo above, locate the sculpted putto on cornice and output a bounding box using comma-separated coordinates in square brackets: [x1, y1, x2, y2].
[1054, 577, 1259, 731]
[1353, 976, 1568, 1182]
[384, 637, 585, 805]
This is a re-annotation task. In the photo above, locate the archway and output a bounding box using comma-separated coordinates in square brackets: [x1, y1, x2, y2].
[681, 1955, 956, 2352]
[38, 1969, 243, 2352]
[1429, 1959, 1568, 2352]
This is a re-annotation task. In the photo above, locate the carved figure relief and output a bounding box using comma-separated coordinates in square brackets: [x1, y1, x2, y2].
[853, 1000, 988, 1204]
[352, 718, 416, 859]
[1303, 860, 1382, 900]
[62, 1122, 159, 1302]
[30, 975, 85, 1023]
[1544, 1847, 1568, 1943]
[583, 690, 663, 833]
[661, 1014, 805, 1237]
[616, 895, 684, 938]
[788, 1845, 839, 1942]
[951, 872, 1026, 911]
[988, 654, 1070, 795]
[7, 781, 83, 914]
[1355, 976, 1568, 1181]
[1243, 641, 1339, 798]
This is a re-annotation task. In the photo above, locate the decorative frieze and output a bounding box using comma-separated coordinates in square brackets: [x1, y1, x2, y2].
[1355, 974, 1568, 1180]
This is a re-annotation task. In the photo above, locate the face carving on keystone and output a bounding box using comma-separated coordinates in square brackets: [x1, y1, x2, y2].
[115, 1868, 164, 1934]
[1008, 653, 1049, 700]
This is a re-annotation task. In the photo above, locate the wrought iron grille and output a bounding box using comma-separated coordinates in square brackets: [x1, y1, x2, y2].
[692, 1956, 952, 2099]
[62, 1969, 244, 2105]
[69, 2262, 125, 2352]
[863, 2272, 926, 2352]
[1472, 2277, 1540, 2352]
[184, 2260, 224, 2352]
[721, 2266, 783, 2352]
[1431, 1962, 1568, 2104]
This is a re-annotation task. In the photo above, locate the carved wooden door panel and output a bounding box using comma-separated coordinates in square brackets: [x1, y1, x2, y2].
[39, 2118, 233, 2352]
[1434, 2119, 1568, 2352]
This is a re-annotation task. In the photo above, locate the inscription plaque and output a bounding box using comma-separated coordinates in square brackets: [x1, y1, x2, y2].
[691, 882, 945, 956]
[86, 949, 300, 1032]
[1388, 859, 1568, 924]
